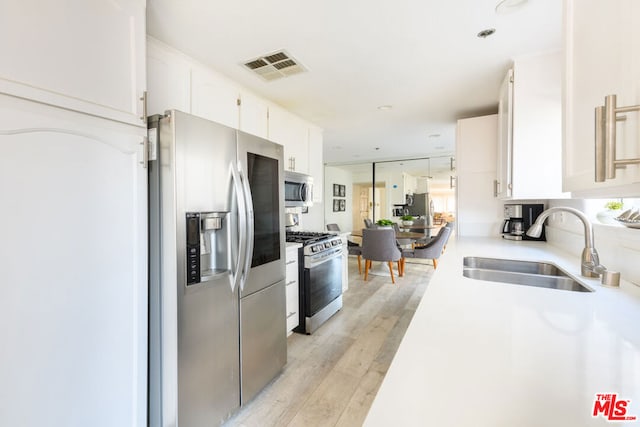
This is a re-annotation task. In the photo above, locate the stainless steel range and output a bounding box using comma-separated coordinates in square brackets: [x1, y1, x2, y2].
[286, 231, 343, 334]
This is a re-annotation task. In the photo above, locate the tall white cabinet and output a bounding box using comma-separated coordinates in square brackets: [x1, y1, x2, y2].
[456, 115, 503, 237]
[563, 0, 640, 196]
[0, 2, 148, 426]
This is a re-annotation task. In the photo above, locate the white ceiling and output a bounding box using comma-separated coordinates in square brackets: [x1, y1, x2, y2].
[146, 0, 562, 165]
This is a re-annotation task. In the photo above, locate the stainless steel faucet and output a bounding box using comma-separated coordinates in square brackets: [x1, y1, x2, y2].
[526, 206, 605, 278]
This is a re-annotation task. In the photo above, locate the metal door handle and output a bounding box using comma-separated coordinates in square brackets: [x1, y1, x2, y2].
[231, 164, 246, 293]
[238, 165, 254, 292]
[595, 94, 640, 182]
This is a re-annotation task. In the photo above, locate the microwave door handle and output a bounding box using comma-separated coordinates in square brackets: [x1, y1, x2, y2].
[230, 164, 246, 293]
[238, 164, 254, 292]
[299, 183, 306, 202]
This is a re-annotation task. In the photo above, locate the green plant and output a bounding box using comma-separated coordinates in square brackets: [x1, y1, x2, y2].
[604, 200, 623, 210]
[376, 219, 394, 226]
[400, 215, 414, 221]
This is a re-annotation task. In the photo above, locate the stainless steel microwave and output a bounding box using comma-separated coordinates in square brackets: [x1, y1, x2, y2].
[284, 171, 313, 207]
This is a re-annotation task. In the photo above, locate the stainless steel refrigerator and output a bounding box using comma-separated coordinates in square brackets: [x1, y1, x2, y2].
[407, 192, 434, 225]
[148, 111, 287, 427]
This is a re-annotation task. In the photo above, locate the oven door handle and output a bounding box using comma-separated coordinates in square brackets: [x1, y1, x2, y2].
[307, 249, 343, 268]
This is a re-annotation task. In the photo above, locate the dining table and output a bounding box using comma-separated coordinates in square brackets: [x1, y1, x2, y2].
[350, 230, 425, 240]
[349, 229, 428, 276]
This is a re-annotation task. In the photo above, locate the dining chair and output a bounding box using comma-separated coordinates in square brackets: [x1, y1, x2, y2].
[361, 228, 403, 284]
[400, 226, 451, 272]
[364, 218, 374, 228]
[326, 223, 340, 232]
[327, 223, 363, 274]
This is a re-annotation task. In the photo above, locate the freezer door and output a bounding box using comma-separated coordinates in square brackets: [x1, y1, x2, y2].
[178, 279, 240, 426]
[150, 111, 243, 426]
[240, 279, 287, 404]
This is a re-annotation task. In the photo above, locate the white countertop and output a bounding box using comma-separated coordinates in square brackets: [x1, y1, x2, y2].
[365, 236, 640, 427]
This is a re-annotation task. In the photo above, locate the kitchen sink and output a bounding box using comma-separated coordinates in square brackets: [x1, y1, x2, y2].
[462, 257, 593, 293]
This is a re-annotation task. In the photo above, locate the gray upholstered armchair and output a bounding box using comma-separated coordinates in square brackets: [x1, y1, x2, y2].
[400, 226, 451, 271]
[361, 228, 403, 284]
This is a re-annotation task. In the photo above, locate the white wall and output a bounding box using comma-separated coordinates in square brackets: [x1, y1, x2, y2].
[324, 166, 354, 232]
[545, 199, 640, 287]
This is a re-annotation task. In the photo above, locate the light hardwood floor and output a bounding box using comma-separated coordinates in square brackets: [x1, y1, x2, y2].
[225, 257, 434, 427]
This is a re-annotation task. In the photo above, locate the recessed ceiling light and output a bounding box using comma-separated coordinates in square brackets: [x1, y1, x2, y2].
[377, 105, 393, 110]
[477, 28, 496, 38]
[434, 145, 445, 150]
[428, 134, 441, 138]
[495, 0, 528, 14]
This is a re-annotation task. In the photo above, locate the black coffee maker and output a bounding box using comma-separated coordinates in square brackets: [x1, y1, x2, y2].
[502, 204, 545, 241]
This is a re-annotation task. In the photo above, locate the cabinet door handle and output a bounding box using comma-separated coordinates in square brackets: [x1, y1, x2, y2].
[450, 175, 456, 189]
[450, 157, 455, 171]
[140, 91, 147, 122]
[493, 179, 499, 197]
[286, 260, 296, 265]
[286, 280, 297, 286]
[595, 94, 640, 182]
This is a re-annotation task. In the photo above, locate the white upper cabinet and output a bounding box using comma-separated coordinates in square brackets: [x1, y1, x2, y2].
[0, 0, 146, 127]
[496, 69, 513, 199]
[563, 0, 640, 196]
[497, 51, 568, 200]
[268, 105, 309, 173]
[238, 91, 269, 139]
[190, 65, 240, 130]
[146, 38, 191, 116]
[145, 40, 322, 179]
[308, 125, 324, 202]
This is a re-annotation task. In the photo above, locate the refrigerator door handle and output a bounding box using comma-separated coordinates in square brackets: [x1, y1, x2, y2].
[231, 163, 247, 293]
[238, 165, 255, 292]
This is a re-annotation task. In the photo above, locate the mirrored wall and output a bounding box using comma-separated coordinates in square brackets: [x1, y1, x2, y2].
[324, 156, 456, 233]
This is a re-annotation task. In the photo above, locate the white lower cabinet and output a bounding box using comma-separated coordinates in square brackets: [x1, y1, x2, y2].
[339, 234, 349, 292]
[285, 245, 301, 334]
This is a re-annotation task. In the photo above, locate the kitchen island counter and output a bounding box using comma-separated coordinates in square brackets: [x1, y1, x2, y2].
[365, 236, 640, 427]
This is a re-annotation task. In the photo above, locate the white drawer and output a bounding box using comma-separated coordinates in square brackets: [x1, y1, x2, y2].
[286, 259, 298, 283]
[285, 280, 299, 332]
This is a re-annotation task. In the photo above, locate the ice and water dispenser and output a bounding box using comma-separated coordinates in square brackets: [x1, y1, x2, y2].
[185, 212, 230, 285]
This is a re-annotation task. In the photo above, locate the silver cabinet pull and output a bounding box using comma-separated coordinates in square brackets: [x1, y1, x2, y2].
[493, 179, 499, 197]
[450, 175, 456, 189]
[595, 94, 640, 182]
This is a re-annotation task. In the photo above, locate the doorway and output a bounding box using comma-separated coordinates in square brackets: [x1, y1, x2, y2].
[352, 182, 386, 229]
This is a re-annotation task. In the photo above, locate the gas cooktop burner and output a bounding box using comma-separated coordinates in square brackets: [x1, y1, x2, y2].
[285, 231, 334, 244]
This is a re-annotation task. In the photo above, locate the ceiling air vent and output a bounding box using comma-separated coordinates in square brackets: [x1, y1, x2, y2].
[242, 50, 307, 81]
